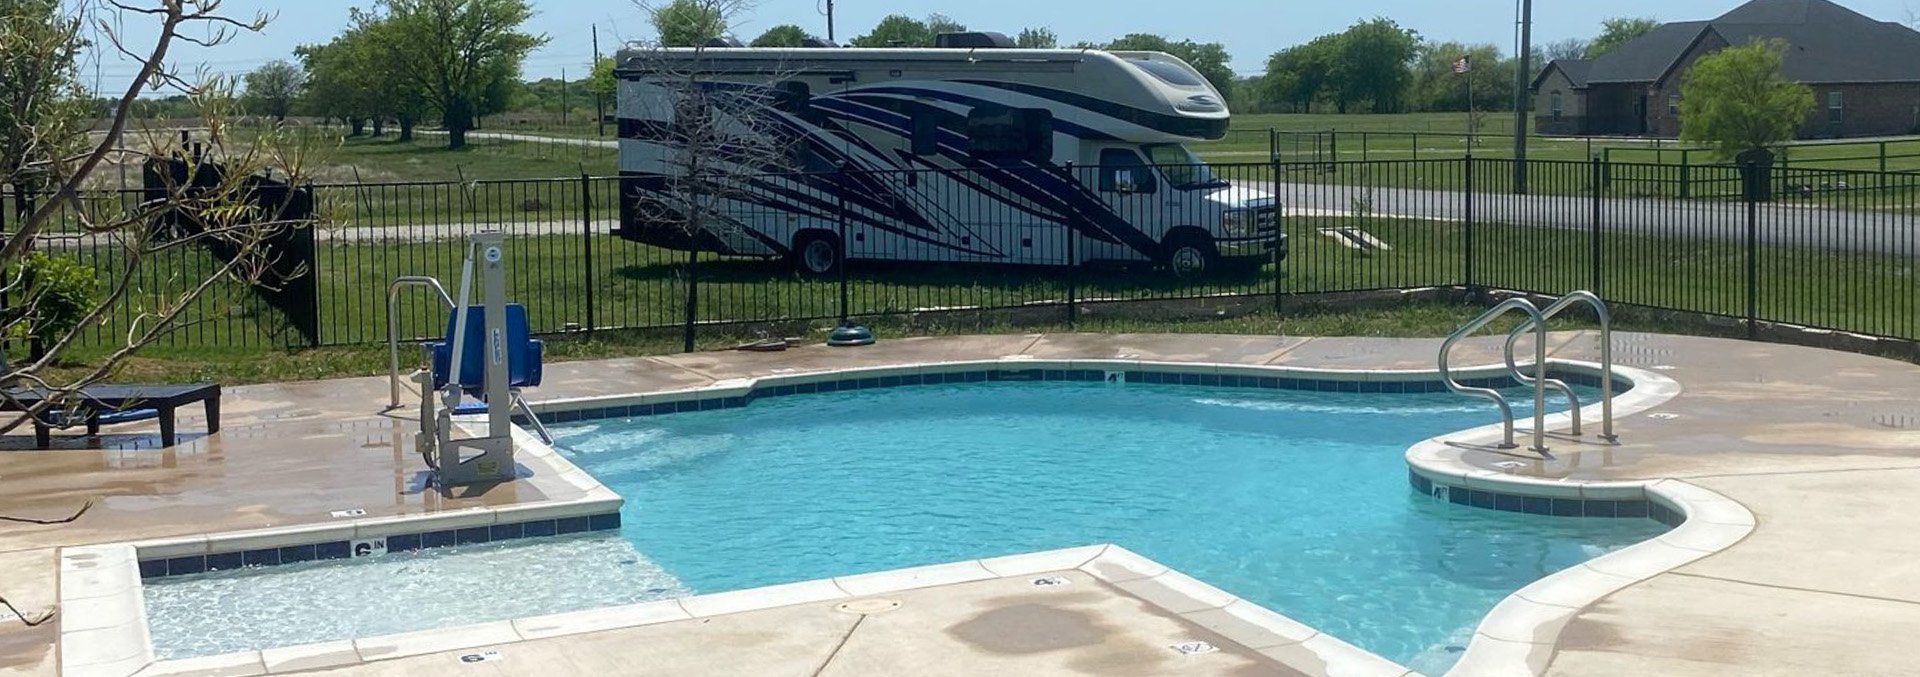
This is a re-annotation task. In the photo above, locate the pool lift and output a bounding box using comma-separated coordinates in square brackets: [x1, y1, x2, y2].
[403, 231, 550, 488]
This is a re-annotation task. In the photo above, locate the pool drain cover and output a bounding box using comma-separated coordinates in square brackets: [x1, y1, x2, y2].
[836, 599, 902, 615]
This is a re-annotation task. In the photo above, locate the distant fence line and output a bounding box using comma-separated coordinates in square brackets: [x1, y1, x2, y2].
[3, 157, 1917, 354]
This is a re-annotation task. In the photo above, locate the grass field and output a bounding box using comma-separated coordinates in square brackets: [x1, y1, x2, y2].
[44, 205, 1917, 381]
[303, 135, 617, 184]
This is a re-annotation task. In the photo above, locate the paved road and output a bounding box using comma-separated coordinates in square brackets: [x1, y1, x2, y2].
[1260, 180, 1920, 254]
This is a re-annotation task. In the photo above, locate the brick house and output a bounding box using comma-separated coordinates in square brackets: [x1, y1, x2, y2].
[1532, 0, 1920, 138]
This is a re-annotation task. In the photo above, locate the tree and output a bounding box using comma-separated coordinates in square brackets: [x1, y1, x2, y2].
[1014, 27, 1057, 49]
[852, 15, 929, 47]
[0, 1, 322, 458]
[1333, 18, 1421, 113]
[243, 60, 303, 121]
[0, 0, 86, 188]
[924, 13, 964, 37]
[1102, 34, 1237, 104]
[651, 0, 726, 46]
[750, 24, 809, 47]
[1679, 39, 1815, 159]
[1262, 35, 1340, 112]
[368, 0, 545, 149]
[1408, 42, 1512, 113]
[1589, 17, 1660, 59]
[623, 0, 801, 351]
[1543, 38, 1590, 64]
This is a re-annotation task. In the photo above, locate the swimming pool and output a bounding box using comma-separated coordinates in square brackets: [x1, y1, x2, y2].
[142, 376, 1664, 674]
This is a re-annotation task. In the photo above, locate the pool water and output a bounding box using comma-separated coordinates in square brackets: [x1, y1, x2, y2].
[143, 380, 1663, 674]
[557, 381, 1662, 673]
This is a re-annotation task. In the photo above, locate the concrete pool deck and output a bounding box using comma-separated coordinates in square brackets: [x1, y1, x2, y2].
[4, 331, 1919, 676]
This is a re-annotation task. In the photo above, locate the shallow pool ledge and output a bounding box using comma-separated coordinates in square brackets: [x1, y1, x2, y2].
[1404, 362, 1757, 677]
[102, 545, 1420, 677]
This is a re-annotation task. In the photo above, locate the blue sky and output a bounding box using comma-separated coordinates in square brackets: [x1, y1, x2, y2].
[82, 0, 1919, 94]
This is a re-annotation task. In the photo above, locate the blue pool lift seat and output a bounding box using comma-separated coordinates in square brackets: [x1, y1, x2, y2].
[426, 304, 544, 417]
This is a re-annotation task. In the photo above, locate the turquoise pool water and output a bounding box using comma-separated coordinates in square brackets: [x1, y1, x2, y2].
[142, 379, 1664, 673]
[555, 380, 1665, 674]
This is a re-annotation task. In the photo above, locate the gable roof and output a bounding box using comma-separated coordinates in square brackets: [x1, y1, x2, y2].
[1583, 0, 1920, 85]
[1531, 59, 1593, 91]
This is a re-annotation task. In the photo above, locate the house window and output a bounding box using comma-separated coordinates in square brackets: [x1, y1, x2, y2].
[966, 106, 1053, 163]
[1828, 91, 1844, 126]
[1668, 94, 1680, 116]
[1550, 91, 1564, 121]
[1097, 149, 1157, 195]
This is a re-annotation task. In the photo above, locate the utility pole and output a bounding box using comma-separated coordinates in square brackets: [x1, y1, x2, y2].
[1513, 0, 1534, 194]
[561, 68, 569, 127]
[593, 25, 606, 137]
[827, 0, 836, 43]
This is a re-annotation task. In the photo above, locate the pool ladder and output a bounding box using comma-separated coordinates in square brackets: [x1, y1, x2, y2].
[1438, 291, 1616, 453]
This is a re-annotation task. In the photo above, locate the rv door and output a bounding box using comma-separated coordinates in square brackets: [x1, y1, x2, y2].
[1086, 147, 1163, 263]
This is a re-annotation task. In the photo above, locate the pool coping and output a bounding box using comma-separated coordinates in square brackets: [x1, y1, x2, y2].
[60, 356, 1736, 677]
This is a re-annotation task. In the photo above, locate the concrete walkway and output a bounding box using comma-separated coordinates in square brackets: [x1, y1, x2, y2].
[4, 331, 1919, 675]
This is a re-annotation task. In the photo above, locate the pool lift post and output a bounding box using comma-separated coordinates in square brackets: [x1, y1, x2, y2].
[414, 231, 517, 488]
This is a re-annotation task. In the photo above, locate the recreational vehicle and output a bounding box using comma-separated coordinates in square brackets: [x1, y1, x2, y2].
[612, 32, 1284, 277]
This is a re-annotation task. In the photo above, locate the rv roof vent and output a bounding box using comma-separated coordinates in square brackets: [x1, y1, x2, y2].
[935, 32, 1015, 49]
[703, 36, 745, 48]
[800, 36, 839, 48]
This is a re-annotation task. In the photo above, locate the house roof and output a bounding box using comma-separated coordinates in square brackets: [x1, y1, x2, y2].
[1580, 0, 1920, 86]
[1531, 59, 1594, 91]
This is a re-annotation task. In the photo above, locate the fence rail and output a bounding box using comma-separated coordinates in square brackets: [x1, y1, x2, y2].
[6, 157, 1918, 354]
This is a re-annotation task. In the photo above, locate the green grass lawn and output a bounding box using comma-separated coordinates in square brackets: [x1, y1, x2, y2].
[306, 135, 617, 184]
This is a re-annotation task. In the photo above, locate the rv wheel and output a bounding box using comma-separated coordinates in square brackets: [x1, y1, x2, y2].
[792, 232, 842, 276]
[1164, 234, 1219, 279]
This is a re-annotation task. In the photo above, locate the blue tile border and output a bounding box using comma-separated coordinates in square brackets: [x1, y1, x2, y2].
[137, 511, 623, 580]
[537, 366, 1633, 426]
[1408, 470, 1670, 523]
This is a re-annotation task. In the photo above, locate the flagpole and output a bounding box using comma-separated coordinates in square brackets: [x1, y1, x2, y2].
[1463, 56, 1475, 153]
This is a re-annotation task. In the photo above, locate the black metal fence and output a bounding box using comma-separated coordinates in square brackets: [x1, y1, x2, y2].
[7, 157, 1918, 353]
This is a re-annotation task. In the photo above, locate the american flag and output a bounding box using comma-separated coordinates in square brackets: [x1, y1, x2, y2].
[1454, 55, 1471, 74]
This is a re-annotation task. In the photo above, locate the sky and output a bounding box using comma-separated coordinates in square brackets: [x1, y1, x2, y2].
[78, 0, 1920, 96]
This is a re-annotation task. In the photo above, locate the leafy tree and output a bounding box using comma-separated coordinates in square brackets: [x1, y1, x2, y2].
[1588, 17, 1660, 59]
[1678, 38, 1815, 159]
[1408, 42, 1512, 113]
[1101, 34, 1236, 104]
[750, 24, 810, 47]
[0, 0, 87, 187]
[1014, 27, 1057, 49]
[369, 0, 546, 149]
[589, 56, 616, 99]
[1333, 18, 1421, 113]
[924, 13, 965, 37]
[651, 0, 726, 47]
[243, 60, 304, 121]
[1262, 35, 1340, 112]
[852, 15, 925, 47]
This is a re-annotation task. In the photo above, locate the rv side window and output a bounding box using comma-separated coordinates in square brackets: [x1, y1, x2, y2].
[966, 107, 1052, 162]
[911, 114, 940, 156]
[1098, 149, 1157, 194]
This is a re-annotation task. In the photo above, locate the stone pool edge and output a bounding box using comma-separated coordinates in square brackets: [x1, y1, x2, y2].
[1402, 363, 1759, 677]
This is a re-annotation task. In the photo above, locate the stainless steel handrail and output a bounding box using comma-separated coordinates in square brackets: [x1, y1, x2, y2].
[387, 276, 455, 409]
[1440, 297, 1549, 452]
[1503, 291, 1615, 440]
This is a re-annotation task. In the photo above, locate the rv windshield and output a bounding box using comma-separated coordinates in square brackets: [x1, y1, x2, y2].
[1144, 144, 1226, 191]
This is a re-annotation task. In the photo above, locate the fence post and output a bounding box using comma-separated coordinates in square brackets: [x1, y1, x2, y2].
[1679, 152, 1691, 199]
[1590, 158, 1603, 294]
[1412, 132, 1419, 161]
[1271, 158, 1284, 316]
[1880, 141, 1889, 190]
[1268, 129, 1278, 162]
[1064, 162, 1078, 328]
[837, 167, 851, 326]
[1463, 156, 1475, 298]
[580, 173, 596, 334]
[1744, 159, 1759, 340]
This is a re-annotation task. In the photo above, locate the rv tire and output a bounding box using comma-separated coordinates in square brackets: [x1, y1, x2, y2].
[791, 231, 842, 276]
[1162, 231, 1219, 279]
